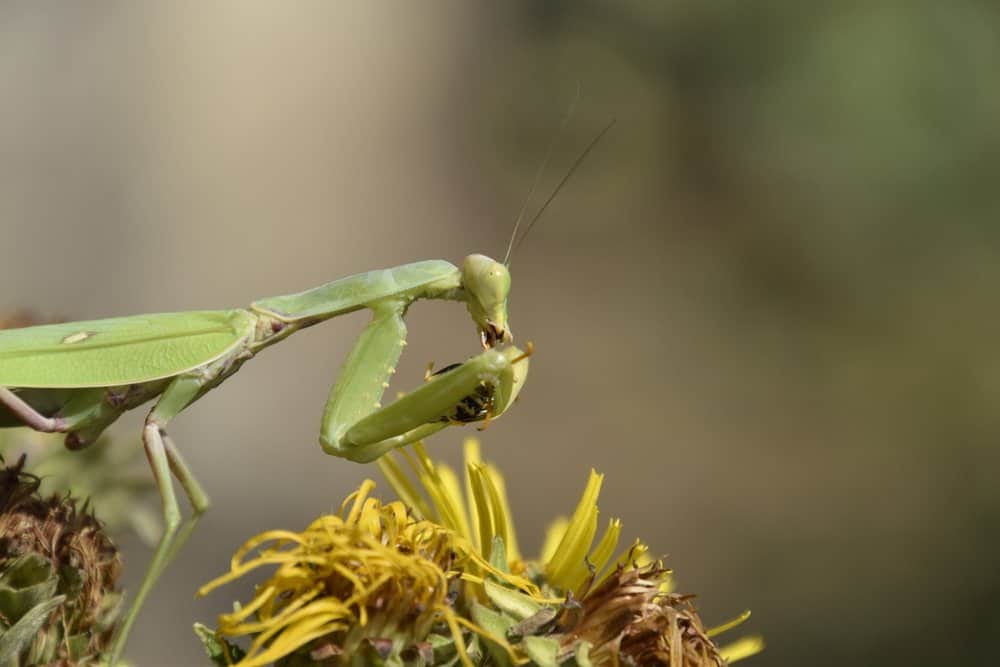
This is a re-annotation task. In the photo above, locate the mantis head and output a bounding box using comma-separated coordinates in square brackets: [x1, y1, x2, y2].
[462, 254, 512, 348]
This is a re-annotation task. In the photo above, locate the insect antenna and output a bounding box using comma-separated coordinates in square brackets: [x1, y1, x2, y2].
[504, 112, 616, 267]
[503, 85, 582, 266]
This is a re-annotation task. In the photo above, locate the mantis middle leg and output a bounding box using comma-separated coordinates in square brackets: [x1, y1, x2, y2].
[109, 374, 210, 665]
[0, 386, 70, 433]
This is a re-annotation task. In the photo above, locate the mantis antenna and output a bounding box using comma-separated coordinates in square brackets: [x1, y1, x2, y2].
[502, 104, 617, 266]
[503, 86, 582, 266]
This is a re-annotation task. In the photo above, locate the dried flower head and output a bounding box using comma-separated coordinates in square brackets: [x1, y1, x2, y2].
[0, 456, 122, 665]
[559, 562, 727, 666]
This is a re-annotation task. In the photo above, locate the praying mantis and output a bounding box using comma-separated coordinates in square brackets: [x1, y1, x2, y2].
[0, 255, 530, 662]
[0, 106, 612, 662]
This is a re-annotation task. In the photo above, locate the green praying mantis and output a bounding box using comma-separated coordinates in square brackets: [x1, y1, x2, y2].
[0, 256, 530, 662]
[0, 109, 612, 663]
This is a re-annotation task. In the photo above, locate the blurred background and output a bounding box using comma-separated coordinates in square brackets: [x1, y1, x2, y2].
[2, 1, 999, 664]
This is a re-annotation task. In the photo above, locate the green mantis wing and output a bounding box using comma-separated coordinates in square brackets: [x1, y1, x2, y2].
[0, 310, 256, 388]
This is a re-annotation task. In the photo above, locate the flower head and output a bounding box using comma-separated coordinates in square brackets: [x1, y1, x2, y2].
[199, 438, 763, 666]
[198, 479, 533, 667]
[0, 456, 123, 664]
[379, 439, 764, 666]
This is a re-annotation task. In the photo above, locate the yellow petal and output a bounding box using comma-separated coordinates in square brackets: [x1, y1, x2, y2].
[467, 464, 496, 562]
[483, 462, 520, 562]
[540, 517, 569, 564]
[411, 443, 467, 535]
[707, 609, 752, 638]
[341, 479, 377, 524]
[719, 635, 766, 662]
[475, 463, 515, 564]
[463, 438, 483, 550]
[377, 453, 433, 519]
[545, 470, 603, 591]
[581, 518, 621, 594]
[437, 463, 473, 543]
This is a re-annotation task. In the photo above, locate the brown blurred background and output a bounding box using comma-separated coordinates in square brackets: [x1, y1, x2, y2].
[2, 2, 999, 665]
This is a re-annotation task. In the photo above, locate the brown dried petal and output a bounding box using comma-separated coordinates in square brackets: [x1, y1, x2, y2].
[557, 564, 726, 667]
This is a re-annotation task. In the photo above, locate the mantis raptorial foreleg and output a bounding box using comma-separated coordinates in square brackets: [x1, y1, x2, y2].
[319, 299, 409, 456]
[324, 323, 531, 463]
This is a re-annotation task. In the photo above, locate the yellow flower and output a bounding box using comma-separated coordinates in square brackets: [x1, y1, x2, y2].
[198, 479, 531, 667]
[199, 438, 763, 666]
[378, 438, 765, 666]
[379, 440, 636, 593]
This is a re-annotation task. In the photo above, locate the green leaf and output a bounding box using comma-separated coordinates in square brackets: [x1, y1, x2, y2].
[484, 579, 541, 622]
[427, 633, 454, 650]
[0, 554, 52, 589]
[574, 641, 593, 667]
[0, 595, 65, 663]
[0, 555, 58, 626]
[522, 636, 560, 667]
[471, 601, 514, 638]
[470, 602, 515, 667]
[427, 633, 465, 667]
[193, 623, 246, 666]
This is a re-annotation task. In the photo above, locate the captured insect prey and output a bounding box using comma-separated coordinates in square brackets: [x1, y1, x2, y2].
[427, 342, 534, 427]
